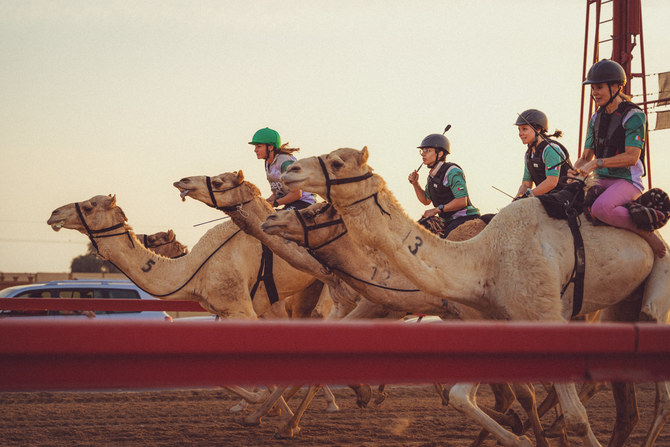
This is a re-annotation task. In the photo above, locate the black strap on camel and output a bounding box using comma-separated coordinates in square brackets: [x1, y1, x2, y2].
[536, 179, 586, 317]
[249, 244, 280, 305]
[317, 156, 373, 203]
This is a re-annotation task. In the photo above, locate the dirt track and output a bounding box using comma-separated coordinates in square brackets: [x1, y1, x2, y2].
[1, 383, 667, 446]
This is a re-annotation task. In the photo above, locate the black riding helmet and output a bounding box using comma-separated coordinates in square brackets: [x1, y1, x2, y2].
[583, 59, 627, 86]
[514, 109, 548, 133]
[417, 134, 450, 155]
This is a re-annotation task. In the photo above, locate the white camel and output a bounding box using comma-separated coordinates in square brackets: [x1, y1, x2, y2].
[280, 147, 670, 447]
[46, 194, 341, 414]
[261, 200, 557, 446]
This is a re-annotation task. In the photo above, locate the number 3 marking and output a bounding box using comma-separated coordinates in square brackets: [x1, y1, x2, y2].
[408, 236, 423, 255]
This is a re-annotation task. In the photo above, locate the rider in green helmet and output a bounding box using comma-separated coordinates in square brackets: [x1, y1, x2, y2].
[249, 127, 315, 210]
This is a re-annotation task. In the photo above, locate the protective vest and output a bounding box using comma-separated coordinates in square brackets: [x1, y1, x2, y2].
[525, 139, 572, 187]
[427, 162, 473, 220]
[593, 101, 645, 164]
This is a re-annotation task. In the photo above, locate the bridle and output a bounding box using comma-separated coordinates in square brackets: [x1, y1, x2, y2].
[316, 156, 373, 203]
[292, 203, 419, 293]
[293, 204, 348, 251]
[315, 156, 389, 216]
[205, 177, 251, 212]
[75, 202, 134, 252]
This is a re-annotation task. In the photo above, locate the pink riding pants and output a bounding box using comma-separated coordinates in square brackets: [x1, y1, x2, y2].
[590, 178, 642, 231]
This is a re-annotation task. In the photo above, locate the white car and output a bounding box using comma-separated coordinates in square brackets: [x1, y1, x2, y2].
[0, 279, 173, 321]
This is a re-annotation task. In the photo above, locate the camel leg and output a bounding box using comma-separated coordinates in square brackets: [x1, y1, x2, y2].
[554, 383, 602, 446]
[512, 383, 549, 447]
[374, 384, 389, 406]
[240, 385, 293, 426]
[349, 384, 372, 408]
[276, 385, 322, 439]
[448, 383, 532, 447]
[434, 383, 449, 406]
[608, 381, 639, 447]
[472, 383, 519, 447]
[321, 385, 340, 413]
[544, 382, 606, 437]
[643, 382, 670, 447]
[225, 385, 270, 413]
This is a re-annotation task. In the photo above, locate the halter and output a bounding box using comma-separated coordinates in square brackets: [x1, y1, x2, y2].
[205, 177, 251, 212]
[317, 156, 373, 203]
[75, 202, 134, 253]
[293, 204, 349, 251]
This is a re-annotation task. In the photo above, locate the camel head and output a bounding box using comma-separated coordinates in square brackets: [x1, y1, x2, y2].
[173, 170, 263, 210]
[47, 194, 128, 235]
[282, 147, 375, 203]
[137, 229, 188, 258]
[261, 202, 344, 249]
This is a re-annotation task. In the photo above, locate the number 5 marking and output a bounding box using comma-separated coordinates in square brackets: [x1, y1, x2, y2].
[141, 259, 156, 272]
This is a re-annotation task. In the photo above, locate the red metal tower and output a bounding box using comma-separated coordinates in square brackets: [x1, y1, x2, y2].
[579, 0, 652, 187]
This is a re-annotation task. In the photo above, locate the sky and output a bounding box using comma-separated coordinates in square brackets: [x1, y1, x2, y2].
[1, 0, 670, 273]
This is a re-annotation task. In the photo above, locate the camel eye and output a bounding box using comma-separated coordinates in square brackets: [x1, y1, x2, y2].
[82, 205, 93, 213]
[331, 160, 344, 170]
[212, 180, 224, 189]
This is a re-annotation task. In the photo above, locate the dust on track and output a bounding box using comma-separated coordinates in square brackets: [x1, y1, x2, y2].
[0, 383, 667, 446]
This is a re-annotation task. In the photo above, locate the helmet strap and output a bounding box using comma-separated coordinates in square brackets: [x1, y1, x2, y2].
[602, 84, 621, 110]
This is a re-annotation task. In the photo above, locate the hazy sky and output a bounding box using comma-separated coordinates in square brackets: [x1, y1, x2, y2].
[2, 0, 669, 273]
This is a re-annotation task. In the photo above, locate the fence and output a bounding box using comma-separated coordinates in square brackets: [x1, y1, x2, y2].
[1, 298, 669, 392]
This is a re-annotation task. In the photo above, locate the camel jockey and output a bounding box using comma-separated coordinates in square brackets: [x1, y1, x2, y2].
[408, 130, 480, 238]
[569, 59, 666, 258]
[514, 109, 572, 199]
[249, 127, 315, 210]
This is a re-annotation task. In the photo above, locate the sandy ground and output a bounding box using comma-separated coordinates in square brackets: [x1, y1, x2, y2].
[1, 382, 667, 446]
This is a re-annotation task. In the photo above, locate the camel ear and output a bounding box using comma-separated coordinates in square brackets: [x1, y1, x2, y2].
[359, 146, 369, 165]
[167, 229, 175, 240]
[106, 194, 117, 209]
[236, 170, 245, 184]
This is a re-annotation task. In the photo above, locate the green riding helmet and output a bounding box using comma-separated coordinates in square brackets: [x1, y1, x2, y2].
[583, 59, 627, 86]
[515, 109, 548, 133]
[418, 134, 450, 154]
[249, 127, 281, 149]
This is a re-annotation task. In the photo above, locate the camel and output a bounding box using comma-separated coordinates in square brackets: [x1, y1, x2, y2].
[261, 200, 558, 446]
[173, 172, 417, 436]
[280, 147, 670, 447]
[173, 172, 555, 444]
[136, 229, 188, 258]
[46, 194, 344, 414]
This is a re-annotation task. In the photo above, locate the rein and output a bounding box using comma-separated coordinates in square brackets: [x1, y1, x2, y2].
[292, 204, 419, 293]
[74, 200, 242, 298]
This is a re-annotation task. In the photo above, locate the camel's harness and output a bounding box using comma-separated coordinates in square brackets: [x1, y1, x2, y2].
[204, 177, 280, 304]
[293, 204, 420, 292]
[74, 200, 242, 299]
[314, 157, 587, 315]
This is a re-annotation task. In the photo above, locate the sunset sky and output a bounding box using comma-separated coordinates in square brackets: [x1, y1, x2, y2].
[2, 0, 669, 273]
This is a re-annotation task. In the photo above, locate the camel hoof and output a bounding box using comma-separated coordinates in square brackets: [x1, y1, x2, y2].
[238, 416, 261, 427]
[275, 426, 301, 439]
[355, 385, 372, 408]
[267, 406, 282, 417]
[374, 391, 388, 406]
[228, 401, 249, 413]
[505, 409, 524, 435]
[324, 402, 340, 413]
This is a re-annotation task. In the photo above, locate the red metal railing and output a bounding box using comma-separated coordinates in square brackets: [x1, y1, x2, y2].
[0, 297, 205, 312]
[1, 318, 669, 392]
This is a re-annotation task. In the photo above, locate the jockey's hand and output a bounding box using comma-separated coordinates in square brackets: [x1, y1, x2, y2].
[422, 207, 440, 218]
[408, 170, 419, 185]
